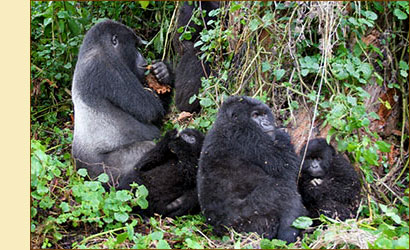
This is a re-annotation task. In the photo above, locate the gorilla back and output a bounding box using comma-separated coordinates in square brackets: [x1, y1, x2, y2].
[197, 96, 306, 243]
[72, 20, 170, 188]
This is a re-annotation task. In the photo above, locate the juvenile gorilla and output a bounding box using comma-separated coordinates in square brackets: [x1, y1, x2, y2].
[173, 1, 219, 113]
[197, 96, 307, 243]
[72, 20, 173, 189]
[122, 128, 205, 217]
[298, 138, 361, 222]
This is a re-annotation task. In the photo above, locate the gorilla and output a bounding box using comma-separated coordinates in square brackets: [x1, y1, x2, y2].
[72, 20, 173, 189]
[298, 138, 361, 222]
[121, 128, 205, 217]
[197, 96, 307, 243]
[173, 1, 220, 113]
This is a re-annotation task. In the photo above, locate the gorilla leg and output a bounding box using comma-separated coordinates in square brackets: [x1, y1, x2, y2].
[166, 188, 200, 217]
[277, 195, 307, 242]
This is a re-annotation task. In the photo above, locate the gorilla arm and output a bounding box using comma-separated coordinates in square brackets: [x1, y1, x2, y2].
[134, 129, 178, 172]
[103, 62, 166, 124]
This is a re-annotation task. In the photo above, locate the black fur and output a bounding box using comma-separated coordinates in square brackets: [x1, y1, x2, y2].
[298, 138, 361, 222]
[121, 128, 204, 217]
[197, 96, 307, 243]
[72, 20, 173, 189]
[173, 1, 219, 113]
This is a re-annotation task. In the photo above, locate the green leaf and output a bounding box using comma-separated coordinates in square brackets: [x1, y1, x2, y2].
[363, 10, 378, 21]
[359, 17, 374, 27]
[137, 185, 149, 198]
[361, 118, 370, 127]
[63, 62, 72, 69]
[260, 238, 286, 249]
[260, 239, 274, 249]
[185, 238, 202, 249]
[249, 19, 261, 31]
[348, 17, 359, 26]
[194, 40, 203, 48]
[199, 119, 211, 128]
[209, 9, 220, 17]
[363, 148, 379, 165]
[77, 168, 88, 177]
[360, 63, 372, 79]
[373, 2, 384, 12]
[97, 173, 109, 183]
[157, 240, 171, 249]
[177, 26, 184, 34]
[347, 96, 357, 106]
[230, 3, 242, 12]
[182, 32, 192, 41]
[139, 1, 150, 9]
[394, 235, 409, 249]
[137, 198, 148, 209]
[150, 231, 163, 241]
[60, 202, 70, 213]
[397, 1, 409, 12]
[373, 237, 393, 249]
[376, 141, 391, 153]
[114, 212, 129, 222]
[261, 61, 271, 73]
[116, 232, 128, 244]
[200, 98, 213, 108]
[292, 216, 313, 229]
[116, 190, 132, 202]
[188, 95, 197, 104]
[68, 19, 81, 36]
[399, 60, 409, 70]
[394, 8, 408, 20]
[275, 69, 285, 80]
[301, 69, 309, 77]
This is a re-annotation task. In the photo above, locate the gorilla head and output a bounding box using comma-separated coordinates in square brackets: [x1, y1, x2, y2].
[72, 20, 173, 189]
[220, 96, 276, 137]
[198, 96, 307, 243]
[300, 138, 336, 178]
[79, 20, 147, 81]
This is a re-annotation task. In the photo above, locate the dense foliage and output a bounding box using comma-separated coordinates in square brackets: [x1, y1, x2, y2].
[31, 1, 409, 249]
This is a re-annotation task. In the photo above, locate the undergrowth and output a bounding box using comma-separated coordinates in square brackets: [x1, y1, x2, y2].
[31, 1, 409, 249]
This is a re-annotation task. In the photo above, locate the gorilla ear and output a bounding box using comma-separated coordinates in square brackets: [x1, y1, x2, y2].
[225, 107, 238, 120]
[111, 34, 118, 46]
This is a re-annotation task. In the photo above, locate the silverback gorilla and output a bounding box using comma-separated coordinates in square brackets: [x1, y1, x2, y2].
[298, 138, 361, 222]
[197, 96, 307, 243]
[121, 128, 204, 217]
[72, 20, 173, 189]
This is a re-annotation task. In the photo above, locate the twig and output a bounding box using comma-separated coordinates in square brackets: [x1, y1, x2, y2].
[162, 1, 179, 61]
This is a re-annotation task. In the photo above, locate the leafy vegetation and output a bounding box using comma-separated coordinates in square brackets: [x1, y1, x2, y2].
[31, 1, 408, 249]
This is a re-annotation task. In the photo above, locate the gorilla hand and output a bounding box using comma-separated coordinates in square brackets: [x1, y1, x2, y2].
[151, 61, 171, 85]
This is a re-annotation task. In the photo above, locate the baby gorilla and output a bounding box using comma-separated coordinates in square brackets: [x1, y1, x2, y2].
[298, 138, 361, 222]
[122, 128, 204, 217]
[198, 96, 307, 243]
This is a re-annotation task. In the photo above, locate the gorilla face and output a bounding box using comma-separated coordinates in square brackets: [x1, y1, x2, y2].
[251, 109, 275, 138]
[111, 29, 146, 80]
[301, 138, 336, 178]
[180, 131, 197, 144]
[221, 96, 276, 138]
[169, 128, 205, 156]
[303, 158, 326, 178]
